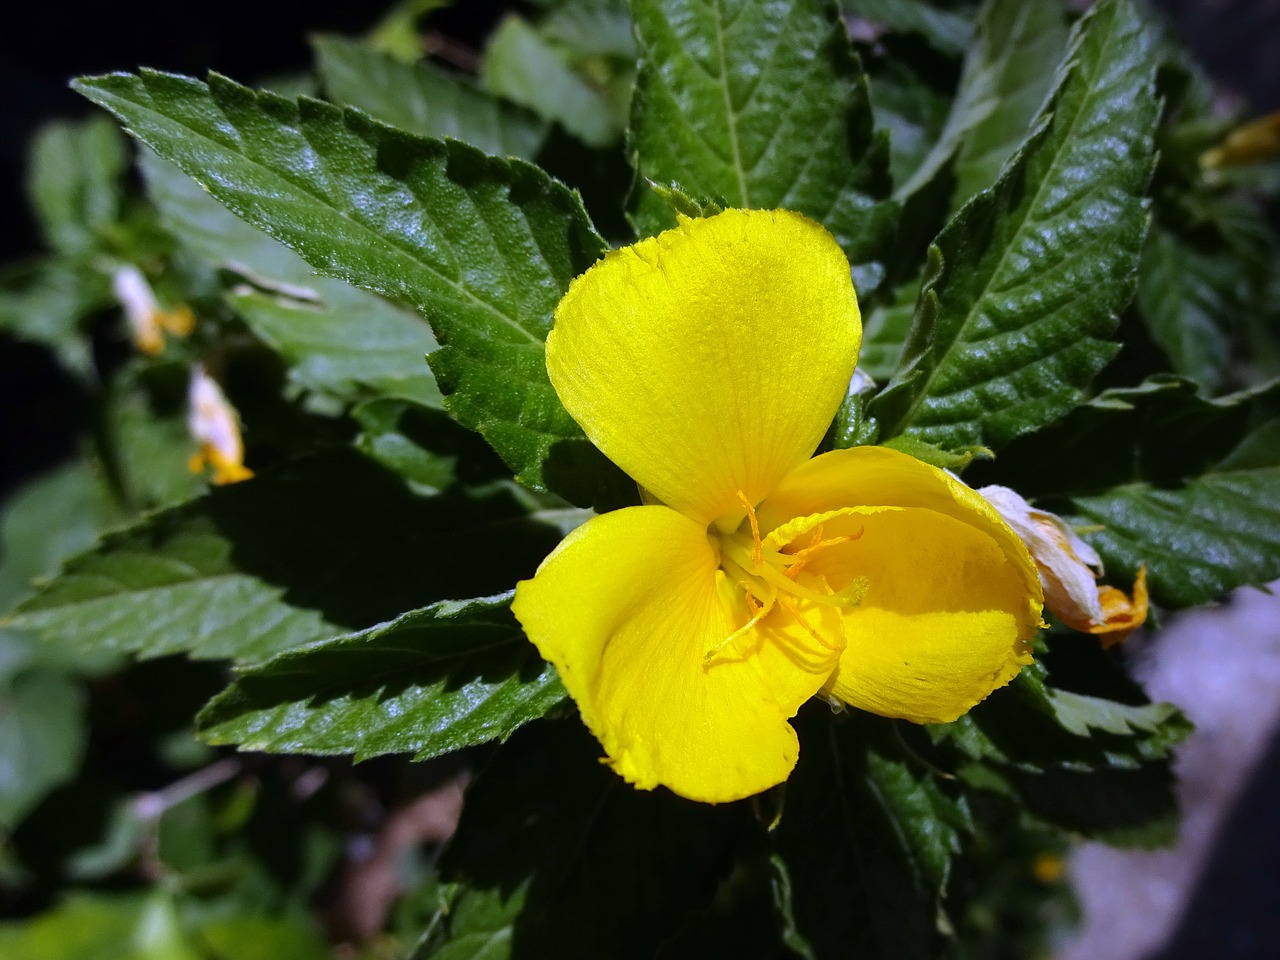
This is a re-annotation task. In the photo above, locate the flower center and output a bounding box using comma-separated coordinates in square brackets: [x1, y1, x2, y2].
[706, 492, 867, 663]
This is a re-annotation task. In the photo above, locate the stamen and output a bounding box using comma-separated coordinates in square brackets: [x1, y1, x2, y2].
[704, 580, 774, 663]
[736, 491, 763, 567]
[778, 596, 843, 652]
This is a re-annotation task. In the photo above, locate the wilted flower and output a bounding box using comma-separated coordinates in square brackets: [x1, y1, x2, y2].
[979, 485, 1147, 647]
[112, 264, 194, 355]
[187, 366, 253, 485]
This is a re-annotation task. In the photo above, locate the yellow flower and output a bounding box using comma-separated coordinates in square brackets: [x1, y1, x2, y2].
[187, 366, 253, 485]
[112, 265, 195, 355]
[512, 210, 1043, 803]
[1200, 111, 1280, 169]
[979, 485, 1148, 648]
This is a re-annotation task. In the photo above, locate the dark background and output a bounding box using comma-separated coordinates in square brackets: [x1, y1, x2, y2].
[1, 2, 1278, 957]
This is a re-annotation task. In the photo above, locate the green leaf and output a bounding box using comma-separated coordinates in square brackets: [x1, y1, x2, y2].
[8, 451, 564, 665]
[897, 0, 1068, 205]
[196, 918, 330, 960]
[879, 434, 991, 471]
[196, 593, 565, 762]
[0, 463, 124, 678]
[139, 151, 442, 408]
[871, 0, 1160, 450]
[101, 368, 206, 511]
[0, 258, 105, 375]
[865, 58, 951, 192]
[75, 69, 625, 505]
[843, 0, 974, 56]
[936, 653, 1187, 843]
[312, 35, 547, 159]
[772, 708, 970, 960]
[0, 671, 87, 829]
[1136, 223, 1234, 393]
[942, 670, 1190, 774]
[27, 116, 128, 257]
[856, 285, 917, 381]
[367, 0, 452, 63]
[411, 886, 520, 960]
[0, 895, 147, 960]
[353, 398, 460, 491]
[0, 462, 120, 593]
[433, 719, 734, 959]
[481, 15, 624, 148]
[971, 376, 1280, 606]
[628, 0, 895, 280]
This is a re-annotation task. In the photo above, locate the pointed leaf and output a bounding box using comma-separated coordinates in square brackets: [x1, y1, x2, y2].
[74, 70, 624, 505]
[628, 0, 895, 277]
[972, 377, 1280, 607]
[197, 593, 564, 761]
[871, 0, 1160, 450]
[8, 452, 563, 664]
[0, 671, 87, 829]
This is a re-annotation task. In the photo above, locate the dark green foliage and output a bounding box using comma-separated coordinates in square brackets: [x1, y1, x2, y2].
[2, 1, 1277, 956]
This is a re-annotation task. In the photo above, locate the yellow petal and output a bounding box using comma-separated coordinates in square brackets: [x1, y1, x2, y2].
[512, 505, 841, 803]
[759, 447, 1043, 723]
[546, 209, 861, 526]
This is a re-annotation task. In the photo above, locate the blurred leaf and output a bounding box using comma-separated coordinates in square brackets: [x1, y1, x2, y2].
[970, 376, 1280, 607]
[0, 463, 124, 678]
[843, 0, 974, 56]
[226, 288, 442, 409]
[353, 397, 459, 491]
[866, 58, 951, 195]
[0, 461, 120, 593]
[772, 708, 970, 960]
[0, 894, 146, 960]
[9, 451, 563, 664]
[481, 15, 623, 148]
[196, 917, 329, 960]
[628, 0, 895, 282]
[540, 0, 635, 60]
[1136, 225, 1234, 391]
[871, 0, 1160, 451]
[897, 0, 1067, 204]
[313, 35, 546, 158]
[139, 151, 442, 408]
[197, 593, 565, 762]
[77, 70, 626, 506]
[27, 116, 128, 257]
[102, 368, 206, 511]
[367, 0, 452, 62]
[857, 283, 918, 381]
[0, 671, 87, 829]
[0, 259, 105, 375]
[431, 720, 733, 959]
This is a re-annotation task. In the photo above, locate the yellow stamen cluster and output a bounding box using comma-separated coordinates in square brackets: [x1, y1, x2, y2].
[707, 494, 866, 664]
